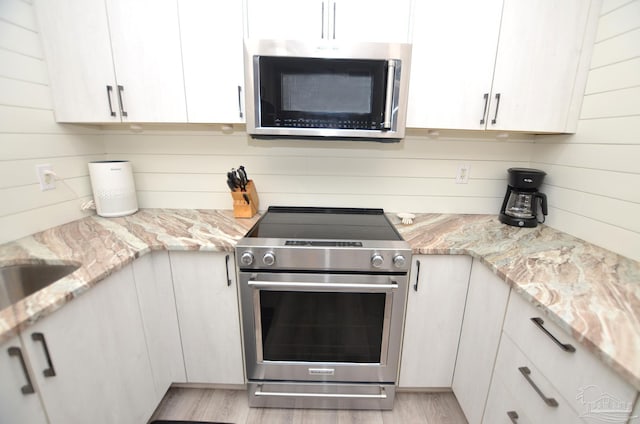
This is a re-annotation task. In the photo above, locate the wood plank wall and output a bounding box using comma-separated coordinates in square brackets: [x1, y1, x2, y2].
[0, 0, 105, 244]
[103, 128, 533, 216]
[532, 0, 640, 260]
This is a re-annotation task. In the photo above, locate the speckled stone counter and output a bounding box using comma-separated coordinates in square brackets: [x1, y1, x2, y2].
[1, 209, 639, 391]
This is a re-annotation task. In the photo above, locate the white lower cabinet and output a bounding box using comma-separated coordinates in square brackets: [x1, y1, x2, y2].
[171, 251, 245, 385]
[483, 291, 638, 424]
[19, 264, 157, 424]
[486, 334, 582, 423]
[452, 259, 511, 424]
[399, 255, 471, 388]
[132, 251, 187, 399]
[1, 334, 48, 424]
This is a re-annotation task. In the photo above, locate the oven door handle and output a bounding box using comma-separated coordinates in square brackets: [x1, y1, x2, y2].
[248, 280, 398, 292]
[254, 385, 388, 400]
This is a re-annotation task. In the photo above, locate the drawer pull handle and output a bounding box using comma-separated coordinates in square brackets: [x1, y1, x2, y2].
[507, 411, 519, 423]
[531, 317, 576, 353]
[518, 366, 558, 407]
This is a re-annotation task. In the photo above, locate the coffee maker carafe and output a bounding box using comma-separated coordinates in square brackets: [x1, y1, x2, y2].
[499, 168, 548, 227]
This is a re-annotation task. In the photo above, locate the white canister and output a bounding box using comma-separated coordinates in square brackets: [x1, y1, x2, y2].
[88, 160, 138, 217]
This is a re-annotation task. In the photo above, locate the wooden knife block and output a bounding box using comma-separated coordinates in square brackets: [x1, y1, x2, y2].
[231, 180, 259, 218]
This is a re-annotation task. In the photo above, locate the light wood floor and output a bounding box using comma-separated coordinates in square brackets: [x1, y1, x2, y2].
[149, 387, 468, 424]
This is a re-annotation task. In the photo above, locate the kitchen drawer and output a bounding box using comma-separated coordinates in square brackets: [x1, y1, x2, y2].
[484, 375, 534, 424]
[493, 333, 582, 424]
[503, 292, 636, 418]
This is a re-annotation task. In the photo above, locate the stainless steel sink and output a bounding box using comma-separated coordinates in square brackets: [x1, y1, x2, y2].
[0, 263, 80, 311]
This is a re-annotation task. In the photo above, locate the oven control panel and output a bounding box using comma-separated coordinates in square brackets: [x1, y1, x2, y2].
[235, 244, 411, 273]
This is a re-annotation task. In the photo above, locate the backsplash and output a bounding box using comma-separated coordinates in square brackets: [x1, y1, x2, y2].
[103, 127, 532, 214]
[0, 0, 103, 244]
[1, 0, 638, 262]
[531, 0, 640, 260]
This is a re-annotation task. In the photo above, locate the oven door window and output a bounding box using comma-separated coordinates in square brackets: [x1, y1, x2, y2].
[258, 290, 386, 363]
[258, 57, 388, 130]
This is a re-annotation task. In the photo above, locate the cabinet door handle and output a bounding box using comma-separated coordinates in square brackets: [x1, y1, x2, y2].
[530, 317, 576, 353]
[225, 254, 232, 286]
[237, 85, 243, 118]
[507, 411, 519, 423]
[413, 259, 421, 292]
[518, 366, 558, 407]
[491, 93, 501, 124]
[106, 85, 116, 117]
[8, 347, 36, 395]
[480, 93, 489, 124]
[117, 85, 128, 117]
[321, 2, 325, 39]
[332, 2, 336, 39]
[31, 332, 56, 377]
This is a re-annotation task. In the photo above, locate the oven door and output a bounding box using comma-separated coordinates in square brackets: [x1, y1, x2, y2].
[239, 272, 407, 383]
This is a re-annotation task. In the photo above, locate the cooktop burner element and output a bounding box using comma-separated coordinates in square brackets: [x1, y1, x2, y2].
[236, 206, 411, 273]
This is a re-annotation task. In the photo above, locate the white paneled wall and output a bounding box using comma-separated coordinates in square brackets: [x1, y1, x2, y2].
[532, 0, 640, 261]
[0, 0, 105, 244]
[103, 128, 533, 214]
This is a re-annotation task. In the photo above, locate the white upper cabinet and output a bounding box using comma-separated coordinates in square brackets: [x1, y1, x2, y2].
[35, 0, 187, 123]
[406, 0, 503, 130]
[35, 0, 119, 123]
[106, 0, 187, 122]
[408, 0, 599, 133]
[245, 0, 412, 43]
[487, 0, 592, 132]
[179, 0, 245, 123]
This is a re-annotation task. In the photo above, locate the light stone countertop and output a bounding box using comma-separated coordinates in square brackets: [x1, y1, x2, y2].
[0, 209, 638, 391]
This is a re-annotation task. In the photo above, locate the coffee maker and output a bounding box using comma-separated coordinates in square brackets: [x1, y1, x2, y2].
[499, 168, 548, 227]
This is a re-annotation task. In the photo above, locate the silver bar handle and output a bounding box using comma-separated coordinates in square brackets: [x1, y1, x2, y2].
[507, 411, 519, 423]
[248, 280, 398, 292]
[237, 85, 243, 118]
[255, 386, 387, 400]
[530, 317, 576, 353]
[518, 366, 559, 407]
[117, 85, 128, 117]
[382, 61, 396, 129]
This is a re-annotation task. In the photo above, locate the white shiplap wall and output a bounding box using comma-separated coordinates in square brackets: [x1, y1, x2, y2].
[103, 127, 533, 215]
[0, 0, 105, 244]
[532, 0, 640, 261]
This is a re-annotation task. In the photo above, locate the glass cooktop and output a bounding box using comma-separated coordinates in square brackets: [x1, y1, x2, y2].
[244, 206, 403, 241]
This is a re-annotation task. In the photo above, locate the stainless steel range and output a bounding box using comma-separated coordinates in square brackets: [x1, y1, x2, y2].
[236, 206, 411, 410]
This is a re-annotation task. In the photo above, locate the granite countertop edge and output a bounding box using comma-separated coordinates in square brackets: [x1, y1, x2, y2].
[1, 208, 638, 392]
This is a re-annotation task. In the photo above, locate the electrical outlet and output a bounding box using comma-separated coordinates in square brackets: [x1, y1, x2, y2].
[36, 164, 56, 191]
[455, 164, 470, 184]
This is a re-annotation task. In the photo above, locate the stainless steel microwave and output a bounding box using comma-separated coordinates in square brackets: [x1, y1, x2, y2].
[244, 39, 412, 141]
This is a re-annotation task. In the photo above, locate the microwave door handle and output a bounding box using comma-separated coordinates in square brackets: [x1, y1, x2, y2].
[383, 61, 396, 130]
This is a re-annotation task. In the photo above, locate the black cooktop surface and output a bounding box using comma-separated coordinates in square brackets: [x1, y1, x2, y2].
[244, 206, 403, 241]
